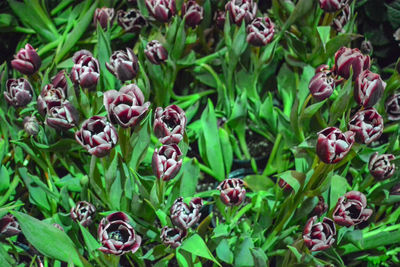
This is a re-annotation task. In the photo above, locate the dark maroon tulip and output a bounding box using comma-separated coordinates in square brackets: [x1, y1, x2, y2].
[37, 84, 66, 116]
[144, 40, 168, 65]
[319, 0, 347, 12]
[153, 105, 186, 144]
[103, 84, 150, 128]
[385, 93, 400, 121]
[24, 116, 39, 136]
[117, 9, 147, 33]
[145, 0, 176, 23]
[11, 43, 41, 75]
[160, 226, 186, 249]
[332, 4, 350, 33]
[391, 184, 400, 195]
[361, 40, 372, 55]
[215, 10, 226, 30]
[354, 70, 386, 108]
[70, 201, 96, 227]
[75, 116, 118, 157]
[182, 0, 204, 28]
[0, 214, 20, 237]
[4, 78, 33, 107]
[312, 196, 328, 217]
[246, 17, 275, 46]
[369, 152, 396, 180]
[217, 178, 246, 206]
[303, 216, 336, 252]
[98, 212, 141, 255]
[225, 0, 257, 26]
[152, 144, 183, 181]
[308, 66, 336, 102]
[106, 48, 139, 82]
[51, 70, 68, 91]
[334, 47, 370, 80]
[348, 108, 383, 145]
[93, 7, 115, 29]
[316, 127, 355, 164]
[170, 197, 203, 230]
[278, 179, 292, 192]
[46, 101, 79, 131]
[70, 50, 100, 89]
[333, 191, 373, 227]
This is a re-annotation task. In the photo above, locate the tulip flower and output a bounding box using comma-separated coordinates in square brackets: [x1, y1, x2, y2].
[334, 47, 370, 80]
[333, 191, 373, 227]
[312, 196, 328, 217]
[319, 0, 347, 12]
[153, 105, 186, 144]
[70, 201, 96, 227]
[369, 152, 396, 180]
[46, 101, 79, 131]
[308, 65, 336, 101]
[246, 17, 275, 46]
[23, 116, 39, 136]
[160, 226, 186, 248]
[152, 144, 183, 181]
[117, 9, 147, 33]
[361, 40, 373, 55]
[144, 40, 168, 65]
[303, 216, 336, 251]
[182, 0, 204, 28]
[4, 78, 33, 107]
[354, 70, 386, 108]
[170, 197, 203, 230]
[145, 0, 176, 23]
[225, 0, 257, 26]
[93, 7, 115, 29]
[0, 214, 20, 237]
[37, 84, 66, 116]
[348, 108, 383, 145]
[217, 178, 246, 206]
[11, 44, 41, 75]
[106, 48, 139, 82]
[51, 70, 68, 91]
[316, 127, 355, 164]
[215, 10, 226, 30]
[385, 93, 400, 121]
[70, 50, 100, 89]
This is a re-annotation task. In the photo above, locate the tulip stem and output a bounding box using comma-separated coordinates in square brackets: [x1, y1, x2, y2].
[262, 133, 283, 177]
[359, 175, 374, 192]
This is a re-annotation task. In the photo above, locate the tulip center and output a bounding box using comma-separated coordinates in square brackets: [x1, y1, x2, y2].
[109, 229, 129, 243]
[164, 116, 178, 131]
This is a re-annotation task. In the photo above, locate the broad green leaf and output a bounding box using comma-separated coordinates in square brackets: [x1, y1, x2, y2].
[179, 159, 200, 198]
[277, 64, 296, 116]
[181, 234, 221, 266]
[276, 171, 305, 194]
[234, 237, 254, 267]
[128, 113, 151, 169]
[0, 166, 10, 192]
[329, 175, 349, 210]
[244, 175, 274, 192]
[171, 18, 186, 60]
[96, 24, 115, 90]
[231, 22, 247, 57]
[317, 26, 331, 51]
[343, 229, 364, 249]
[219, 128, 233, 174]
[79, 224, 101, 253]
[216, 239, 233, 264]
[329, 78, 353, 124]
[282, 0, 314, 31]
[0, 244, 14, 267]
[250, 248, 268, 267]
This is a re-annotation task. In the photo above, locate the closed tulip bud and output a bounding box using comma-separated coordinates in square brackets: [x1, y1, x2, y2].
[152, 144, 183, 181]
[246, 17, 275, 46]
[98, 212, 141, 255]
[332, 4, 350, 33]
[117, 9, 147, 33]
[334, 47, 370, 80]
[308, 67, 335, 102]
[225, 0, 257, 26]
[354, 70, 386, 108]
[215, 10, 226, 30]
[303, 216, 336, 252]
[51, 70, 68, 91]
[93, 7, 115, 29]
[11, 44, 41, 75]
[312, 196, 328, 217]
[4, 78, 33, 107]
[144, 40, 168, 65]
[23, 116, 39, 136]
[145, 0, 176, 23]
[75, 116, 118, 157]
[37, 84, 66, 116]
[70, 50, 100, 89]
[104, 84, 150, 128]
[385, 93, 400, 121]
[348, 108, 383, 144]
[333, 191, 372, 227]
[361, 40, 373, 55]
[278, 179, 292, 192]
[160, 226, 186, 249]
[319, 0, 347, 12]
[170, 197, 203, 230]
[70, 201, 96, 227]
[316, 127, 355, 164]
[217, 178, 246, 206]
[182, 0, 204, 28]
[46, 101, 79, 131]
[0, 214, 20, 237]
[106, 48, 139, 82]
[154, 105, 186, 144]
[369, 152, 396, 180]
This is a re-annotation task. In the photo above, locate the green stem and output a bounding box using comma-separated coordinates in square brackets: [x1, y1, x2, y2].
[359, 175, 375, 192]
[262, 133, 283, 176]
[0, 176, 20, 207]
[195, 47, 228, 65]
[198, 163, 216, 178]
[383, 123, 399, 134]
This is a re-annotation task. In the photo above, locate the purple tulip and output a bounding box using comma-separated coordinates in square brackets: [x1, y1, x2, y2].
[153, 105, 186, 144]
[308, 65, 336, 102]
[117, 9, 147, 33]
[23, 116, 39, 136]
[0, 214, 20, 237]
[46, 101, 79, 131]
[369, 152, 396, 180]
[334, 47, 370, 80]
[215, 10, 226, 30]
[103, 84, 150, 128]
[70, 50, 100, 89]
[37, 84, 66, 116]
[333, 191, 373, 227]
[303, 216, 336, 252]
[145, 0, 176, 23]
[225, 0, 257, 26]
[348, 108, 383, 145]
[170, 197, 203, 230]
[75, 116, 118, 157]
[182, 0, 204, 28]
[312, 196, 328, 217]
[316, 127, 355, 164]
[144, 40, 168, 65]
[11, 43, 41, 75]
[51, 70, 68, 91]
[106, 48, 139, 82]
[319, 0, 347, 12]
[98, 212, 141, 255]
[246, 17, 275, 46]
[354, 70, 386, 108]
[278, 179, 293, 193]
[361, 40, 373, 55]
[70, 201, 96, 227]
[217, 178, 246, 206]
[332, 4, 350, 33]
[160, 226, 186, 249]
[4, 78, 33, 107]
[152, 144, 183, 181]
[93, 7, 115, 29]
[385, 93, 400, 121]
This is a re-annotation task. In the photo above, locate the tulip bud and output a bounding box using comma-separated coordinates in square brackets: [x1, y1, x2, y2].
[334, 47, 370, 80]
[93, 7, 115, 29]
[104, 84, 150, 128]
[98, 212, 141, 255]
[312, 196, 328, 217]
[160, 226, 187, 248]
[385, 93, 400, 121]
[316, 127, 355, 164]
[0, 214, 20, 237]
[37, 84, 66, 116]
[215, 10, 226, 30]
[23, 116, 39, 136]
[4, 78, 33, 107]
[303, 216, 336, 251]
[145, 0, 176, 23]
[354, 70, 386, 108]
[70, 50, 100, 89]
[170, 197, 203, 230]
[308, 66, 335, 102]
[361, 40, 373, 55]
[51, 70, 68, 91]
[225, 0, 257, 26]
[246, 17, 275, 46]
[46, 101, 79, 131]
[348, 108, 383, 145]
[106, 48, 139, 82]
[153, 105, 186, 144]
[11, 44, 41, 75]
[182, 0, 204, 28]
[144, 40, 168, 65]
[70, 201, 96, 227]
[278, 179, 292, 192]
[332, 4, 350, 33]
[217, 178, 246, 206]
[75, 116, 118, 157]
[368, 152, 396, 180]
[319, 0, 347, 12]
[117, 9, 147, 33]
[333, 191, 372, 227]
[152, 144, 183, 181]
[391, 184, 400, 196]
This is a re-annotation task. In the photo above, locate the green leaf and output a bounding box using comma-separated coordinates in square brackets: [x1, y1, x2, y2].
[234, 237, 254, 267]
[180, 234, 221, 266]
[216, 239, 233, 264]
[128, 113, 151, 169]
[244, 175, 274, 192]
[171, 18, 186, 60]
[96, 24, 115, 90]
[250, 248, 268, 267]
[0, 244, 14, 267]
[13, 211, 83, 266]
[276, 171, 305, 194]
[329, 78, 353, 124]
[0, 166, 10, 192]
[287, 245, 302, 262]
[343, 229, 364, 249]
[329, 175, 349, 210]
[282, 0, 314, 31]
[79, 224, 101, 253]
[155, 209, 168, 227]
[179, 159, 200, 198]
[231, 22, 247, 57]
[317, 26, 331, 51]
[219, 128, 233, 174]
[277, 64, 296, 116]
